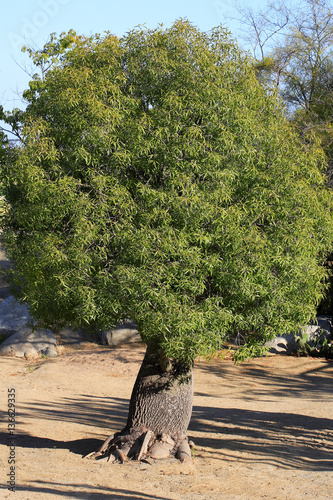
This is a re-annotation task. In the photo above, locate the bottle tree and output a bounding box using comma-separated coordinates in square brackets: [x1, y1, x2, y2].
[2, 21, 333, 463]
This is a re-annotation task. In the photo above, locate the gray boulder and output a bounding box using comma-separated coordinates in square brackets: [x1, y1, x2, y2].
[101, 320, 141, 346]
[265, 336, 290, 354]
[302, 316, 331, 345]
[0, 327, 57, 359]
[267, 316, 332, 355]
[55, 327, 89, 345]
[0, 296, 32, 333]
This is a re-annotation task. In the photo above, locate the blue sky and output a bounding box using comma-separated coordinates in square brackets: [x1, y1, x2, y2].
[1, 0, 265, 117]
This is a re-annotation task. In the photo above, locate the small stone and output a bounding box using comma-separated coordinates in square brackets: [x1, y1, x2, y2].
[41, 346, 58, 358]
[149, 441, 173, 459]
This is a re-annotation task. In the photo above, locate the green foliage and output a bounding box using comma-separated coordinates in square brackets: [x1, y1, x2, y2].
[2, 21, 333, 364]
[253, 56, 277, 82]
[232, 340, 270, 364]
[21, 30, 79, 83]
[0, 128, 8, 196]
[294, 330, 333, 358]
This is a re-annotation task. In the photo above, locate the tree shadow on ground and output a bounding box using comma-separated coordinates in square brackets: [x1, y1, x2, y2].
[13, 482, 172, 499]
[191, 359, 333, 471]
[2, 392, 332, 472]
[195, 358, 333, 402]
[0, 431, 101, 456]
[0, 395, 129, 456]
[16, 395, 129, 431]
[190, 406, 333, 471]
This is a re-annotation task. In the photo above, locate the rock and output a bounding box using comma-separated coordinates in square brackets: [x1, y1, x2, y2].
[149, 441, 174, 459]
[266, 334, 298, 355]
[0, 328, 17, 339]
[267, 316, 332, 355]
[302, 316, 331, 345]
[55, 327, 88, 345]
[101, 320, 141, 346]
[265, 336, 289, 354]
[42, 346, 58, 358]
[0, 296, 32, 332]
[0, 327, 57, 359]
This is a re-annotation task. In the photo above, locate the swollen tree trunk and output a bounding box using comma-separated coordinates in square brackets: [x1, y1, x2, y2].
[86, 344, 194, 463]
[125, 345, 193, 440]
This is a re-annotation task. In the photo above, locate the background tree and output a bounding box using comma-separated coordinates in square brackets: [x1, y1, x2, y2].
[0, 117, 14, 199]
[0, 129, 7, 198]
[235, 0, 333, 312]
[235, 0, 333, 182]
[0, 128, 7, 167]
[2, 20, 333, 462]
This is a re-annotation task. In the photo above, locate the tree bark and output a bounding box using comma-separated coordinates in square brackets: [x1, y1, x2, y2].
[86, 344, 194, 463]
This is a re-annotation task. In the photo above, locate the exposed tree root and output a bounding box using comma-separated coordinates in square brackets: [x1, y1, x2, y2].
[84, 427, 194, 465]
[176, 440, 192, 464]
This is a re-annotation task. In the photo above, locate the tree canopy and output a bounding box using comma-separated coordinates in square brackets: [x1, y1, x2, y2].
[2, 20, 333, 363]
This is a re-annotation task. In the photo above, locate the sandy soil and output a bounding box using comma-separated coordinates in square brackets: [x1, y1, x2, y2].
[0, 238, 332, 499]
[0, 343, 332, 500]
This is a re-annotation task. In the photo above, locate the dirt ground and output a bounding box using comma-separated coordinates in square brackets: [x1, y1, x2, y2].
[0, 342, 332, 500]
[0, 241, 332, 499]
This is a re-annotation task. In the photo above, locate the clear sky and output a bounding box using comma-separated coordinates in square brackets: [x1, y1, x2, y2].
[0, 0, 265, 117]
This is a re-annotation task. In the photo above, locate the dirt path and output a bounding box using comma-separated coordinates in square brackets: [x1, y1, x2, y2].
[0, 346, 332, 499]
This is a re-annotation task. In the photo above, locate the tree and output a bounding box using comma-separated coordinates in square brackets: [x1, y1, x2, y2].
[0, 128, 7, 168]
[2, 20, 333, 463]
[0, 120, 11, 197]
[235, 0, 333, 103]
[235, 0, 333, 183]
[0, 130, 6, 196]
[234, 0, 333, 312]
